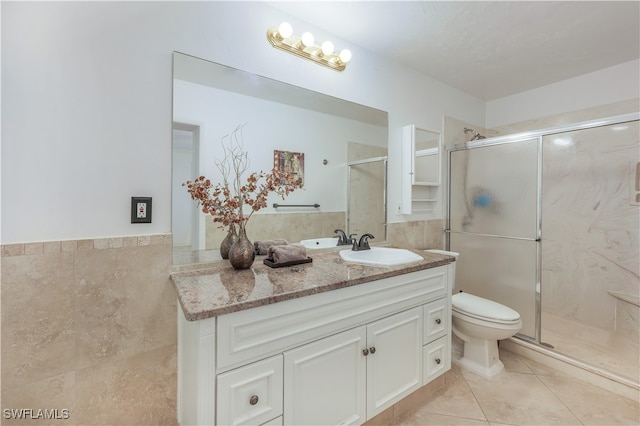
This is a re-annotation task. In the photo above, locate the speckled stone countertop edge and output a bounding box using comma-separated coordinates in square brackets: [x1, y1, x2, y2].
[172, 249, 454, 322]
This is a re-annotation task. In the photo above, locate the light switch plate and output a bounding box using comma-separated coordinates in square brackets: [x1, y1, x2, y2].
[131, 197, 152, 223]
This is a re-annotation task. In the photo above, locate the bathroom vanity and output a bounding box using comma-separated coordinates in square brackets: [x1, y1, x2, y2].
[172, 249, 454, 426]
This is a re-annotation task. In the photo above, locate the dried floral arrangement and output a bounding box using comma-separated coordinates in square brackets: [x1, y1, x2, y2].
[183, 124, 302, 230]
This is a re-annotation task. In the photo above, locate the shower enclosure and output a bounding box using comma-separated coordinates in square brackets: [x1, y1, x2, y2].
[447, 113, 639, 386]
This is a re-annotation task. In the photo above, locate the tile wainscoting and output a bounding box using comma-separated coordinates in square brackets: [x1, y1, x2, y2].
[0, 220, 442, 425]
[1, 234, 177, 425]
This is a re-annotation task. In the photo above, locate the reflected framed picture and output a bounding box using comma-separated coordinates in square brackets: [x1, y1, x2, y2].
[274, 150, 304, 187]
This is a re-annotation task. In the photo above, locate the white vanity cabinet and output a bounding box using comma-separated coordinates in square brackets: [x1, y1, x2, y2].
[177, 264, 453, 426]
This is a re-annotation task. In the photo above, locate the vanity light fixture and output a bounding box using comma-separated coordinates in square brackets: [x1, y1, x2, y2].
[267, 22, 352, 72]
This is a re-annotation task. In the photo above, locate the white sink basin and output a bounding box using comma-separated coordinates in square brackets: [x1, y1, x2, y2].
[300, 237, 339, 249]
[339, 247, 423, 266]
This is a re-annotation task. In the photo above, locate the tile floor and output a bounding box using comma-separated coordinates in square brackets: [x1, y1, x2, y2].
[395, 348, 640, 426]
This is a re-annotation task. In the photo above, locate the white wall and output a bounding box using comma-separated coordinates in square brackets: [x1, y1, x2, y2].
[485, 59, 640, 128]
[1, 1, 485, 244]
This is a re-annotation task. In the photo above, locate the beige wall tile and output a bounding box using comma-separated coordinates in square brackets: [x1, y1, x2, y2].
[61, 240, 78, 253]
[93, 238, 110, 250]
[1, 252, 76, 389]
[44, 241, 62, 253]
[77, 239, 94, 251]
[74, 244, 174, 370]
[3, 243, 25, 257]
[387, 221, 426, 248]
[1, 235, 175, 426]
[206, 212, 346, 249]
[75, 345, 177, 425]
[387, 220, 443, 249]
[24, 242, 44, 255]
[123, 236, 138, 247]
[108, 237, 124, 249]
[1, 371, 76, 426]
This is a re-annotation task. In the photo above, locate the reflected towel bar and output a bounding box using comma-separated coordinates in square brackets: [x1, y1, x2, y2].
[273, 203, 320, 208]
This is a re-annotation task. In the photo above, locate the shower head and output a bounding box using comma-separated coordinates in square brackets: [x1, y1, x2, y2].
[464, 127, 486, 141]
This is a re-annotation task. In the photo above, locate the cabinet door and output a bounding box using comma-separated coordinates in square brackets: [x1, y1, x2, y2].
[366, 307, 422, 418]
[217, 355, 283, 426]
[284, 327, 366, 426]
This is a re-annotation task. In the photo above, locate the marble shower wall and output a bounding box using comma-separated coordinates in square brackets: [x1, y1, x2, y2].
[1, 235, 177, 425]
[541, 121, 640, 338]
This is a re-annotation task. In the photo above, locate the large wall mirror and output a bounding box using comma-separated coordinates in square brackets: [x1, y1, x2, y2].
[172, 52, 389, 264]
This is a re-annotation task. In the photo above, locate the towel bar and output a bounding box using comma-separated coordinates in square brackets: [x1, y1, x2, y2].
[273, 203, 320, 208]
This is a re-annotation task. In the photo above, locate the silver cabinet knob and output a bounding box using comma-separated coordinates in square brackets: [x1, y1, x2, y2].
[249, 395, 259, 405]
[435, 318, 441, 324]
[362, 348, 369, 356]
[369, 346, 376, 354]
[435, 358, 441, 365]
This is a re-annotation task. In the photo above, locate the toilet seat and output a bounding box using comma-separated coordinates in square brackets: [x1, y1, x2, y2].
[452, 292, 520, 325]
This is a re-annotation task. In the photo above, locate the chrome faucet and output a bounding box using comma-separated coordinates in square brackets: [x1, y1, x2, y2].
[352, 233, 374, 251]
[335, 229, 356, 246]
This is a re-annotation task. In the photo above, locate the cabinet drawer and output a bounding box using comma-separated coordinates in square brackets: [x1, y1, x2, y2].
[423, 298, 448, 344]
[422, 335, 451, 385]
[217, 355, 283, 426]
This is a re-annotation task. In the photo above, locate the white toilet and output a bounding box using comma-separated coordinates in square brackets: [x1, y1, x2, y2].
[426, 250, 522, 378]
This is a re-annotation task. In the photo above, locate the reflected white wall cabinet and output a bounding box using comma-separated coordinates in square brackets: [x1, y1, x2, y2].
[401, 125, 441, 215]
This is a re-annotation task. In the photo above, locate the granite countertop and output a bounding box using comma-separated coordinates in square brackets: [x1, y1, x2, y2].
[171, 248, 454, 321]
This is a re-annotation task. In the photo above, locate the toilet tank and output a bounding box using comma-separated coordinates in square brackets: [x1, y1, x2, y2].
[425, 249, 459, 290]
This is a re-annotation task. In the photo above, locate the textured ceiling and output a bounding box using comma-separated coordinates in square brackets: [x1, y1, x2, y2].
[269, 1, 640, 100]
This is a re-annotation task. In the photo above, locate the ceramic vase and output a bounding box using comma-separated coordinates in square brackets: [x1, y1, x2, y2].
[219, 223, 239, 260]
[228, 223, 255, 269]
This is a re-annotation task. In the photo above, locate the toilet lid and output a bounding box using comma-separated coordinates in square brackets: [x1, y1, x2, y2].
[452, 292, 520, 322]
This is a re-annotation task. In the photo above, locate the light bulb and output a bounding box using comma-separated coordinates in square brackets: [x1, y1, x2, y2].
[278, 22, 293, 38]
[321, 41, 334, 56]
[339, 49, 352, 63]
[301, 32, 315, 47]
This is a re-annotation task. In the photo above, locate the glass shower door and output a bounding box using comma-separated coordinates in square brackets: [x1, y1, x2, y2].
[448, 138, 540, 339]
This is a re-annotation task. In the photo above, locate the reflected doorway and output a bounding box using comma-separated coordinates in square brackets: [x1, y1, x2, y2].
[172, 123, 201, 253]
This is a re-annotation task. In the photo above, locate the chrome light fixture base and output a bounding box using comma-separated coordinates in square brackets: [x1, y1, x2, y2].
[266, 26, 350, 72]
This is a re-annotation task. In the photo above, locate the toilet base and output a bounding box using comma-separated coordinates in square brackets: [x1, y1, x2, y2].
[453, 334, 505, 378]
[454, 355, 504, 378]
